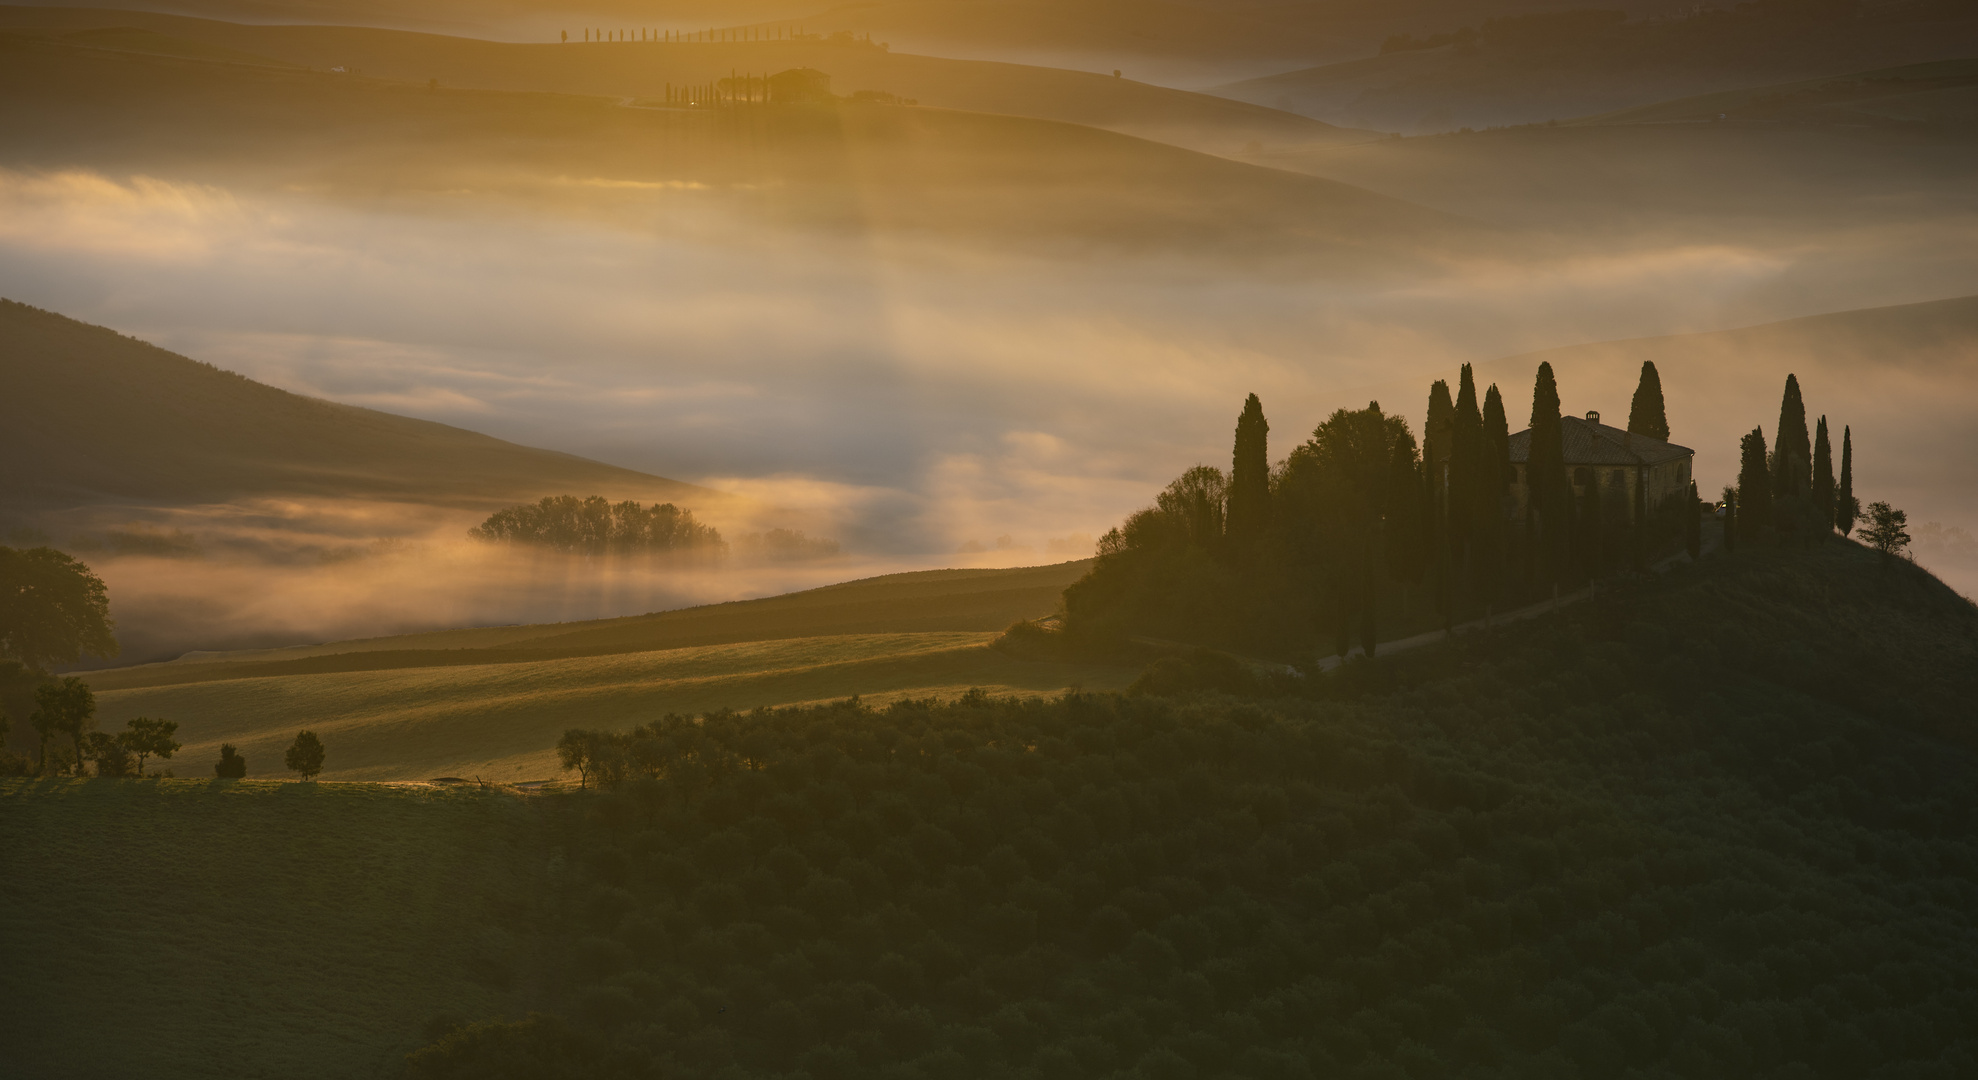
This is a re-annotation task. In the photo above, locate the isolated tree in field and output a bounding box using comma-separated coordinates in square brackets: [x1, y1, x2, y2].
[1812, 416, 1835, 538]
[29, 676, 94, 776]
[559, 728, 601, 789]
[284, 730, 326, 780]
[1627, 360, 1669, 441]
[1737, 427, 1772, 539]
[1772, 374, 1811, 501]
[121, 717, 180, 775]
[214, 743, 247, 778]
[1225, 394, 1270, 555]
[0, 546, 118, 672]
[1858, 502, 1911, 560]
[1836, 425, 1857, 537]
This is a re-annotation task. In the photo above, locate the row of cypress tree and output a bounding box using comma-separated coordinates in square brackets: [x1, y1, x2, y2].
[1063, 362, 1693, 660]
[1724, 374, 1858, 551]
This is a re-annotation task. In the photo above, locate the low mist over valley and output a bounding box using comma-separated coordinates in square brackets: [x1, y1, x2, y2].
[3, 1, 1976, 1076]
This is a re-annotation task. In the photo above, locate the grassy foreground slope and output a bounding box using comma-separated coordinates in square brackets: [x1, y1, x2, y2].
[8, 539, 1975, 1079]
[85, 561, 1131, 781]
[0, 298, 714, 511]
[0, 779, 552, 1079]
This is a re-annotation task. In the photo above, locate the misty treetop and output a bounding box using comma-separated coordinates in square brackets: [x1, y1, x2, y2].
[470, 496, 724, 555]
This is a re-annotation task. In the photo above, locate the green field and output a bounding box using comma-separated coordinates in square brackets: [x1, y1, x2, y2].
[0, 778, 551, 1078]
[83, 561, 1136, 781]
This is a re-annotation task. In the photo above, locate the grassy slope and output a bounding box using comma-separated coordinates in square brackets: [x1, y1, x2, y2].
[0, 30, 1469, 264]
[0, 779, 552, 1079]
[0, 299, 717, 511]
[6, 540, 1974, 1078]
[1210, 9, 1978, 133]
[83, 560, 1136, 781]
[0, 7, 1383, 157]
[1581, 57, 1978, 127]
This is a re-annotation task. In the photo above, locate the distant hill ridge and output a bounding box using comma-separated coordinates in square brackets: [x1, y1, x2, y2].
[0, 298, 712, 511]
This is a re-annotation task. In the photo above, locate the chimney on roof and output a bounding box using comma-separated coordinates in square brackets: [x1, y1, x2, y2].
[1585, 410, 1600, 423]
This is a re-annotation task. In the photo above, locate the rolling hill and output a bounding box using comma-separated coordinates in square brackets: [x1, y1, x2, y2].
[1211, 3, 1978, 133]
[6, 537, 1976, 1079]
[0, 6, 1382, 158]
[78, 559, 1130, 782]
[0, 29, 1475, 264]
[0, 298, 715, 512]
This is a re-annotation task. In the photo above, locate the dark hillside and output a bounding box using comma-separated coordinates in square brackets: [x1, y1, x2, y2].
[10, 539, 1973, 1077]
[0, 299, 712, 511]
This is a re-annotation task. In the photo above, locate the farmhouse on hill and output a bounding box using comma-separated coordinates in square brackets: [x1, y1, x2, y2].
[769, 68, 832, 103]
[1507, 410, 1694, 523]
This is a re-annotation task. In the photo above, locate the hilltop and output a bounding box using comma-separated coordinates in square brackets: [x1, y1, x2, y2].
[1210, 4, 1978, 133]
[0, 299, 713, 512]
[0, 29, 1473, 265]
[0, 7, 1381, 159]
[6, 537, 1975, 1078]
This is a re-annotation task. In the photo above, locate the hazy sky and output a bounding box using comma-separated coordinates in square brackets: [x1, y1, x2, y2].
[3, 165, 1973, 650]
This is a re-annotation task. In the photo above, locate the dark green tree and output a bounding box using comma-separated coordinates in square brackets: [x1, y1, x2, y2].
[121, 717, 181, 776]
[1685, 481, 1702, 559]
[1837, 425, 1857, 537]
[1738, 427, 1773, 539]
[1771, 374, 1811, 501]
[284, 730, 326, 781]
[1450, 365, 1486, 559]
[1627, 361, 1669, 441]
[0, 547, 118, 672]
[1526, 363, 1570, 595]
[29, 676, 95, 776]
[1812, 416, 1835, 539]
[1477, 381, 1511, 609]
[1721, 487, 1737, 553]
[83, 730, 134, 777]
[1282, 403, 1412, 656]
[214, 743, 247, 778]
[1424, 380, 1454, 498]
[1384, 428, 1428, 603]
[1225, 394, 1271, 555]
[1858, 501, 1910, 559]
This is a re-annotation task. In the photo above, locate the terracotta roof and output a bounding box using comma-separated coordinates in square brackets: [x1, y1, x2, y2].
[1507, 416, 1693, 467]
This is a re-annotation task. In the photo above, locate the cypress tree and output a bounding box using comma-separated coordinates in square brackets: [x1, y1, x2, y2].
[1837, 425, 1857, 536]
[1685, 480, 1701, 559]
[1722, 487, 1737, 553]
[1738, 427, 1772, 539]
[1771, 374, 1811, 500]
[1812, 416, 1835, 538]
[1527, 362, 1568, 594]
[1450, 365, 1485, 555]
[1626, 360, 1669, 441]
[1226, 394, 1270, 555]
[1478, 382, 1511, 609]
[1424, 380, 1454, 499]
[1384, 428, 1427, 604]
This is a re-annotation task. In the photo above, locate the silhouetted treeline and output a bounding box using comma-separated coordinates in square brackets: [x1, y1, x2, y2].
[1063, 363, 1694, 659]
[407, 543, 1978, 1079]
[1724, 373, 1863, 554]
[469, 496, 724, 554]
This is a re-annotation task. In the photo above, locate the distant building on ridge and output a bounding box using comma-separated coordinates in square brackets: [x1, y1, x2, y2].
[769, 68, 833, 103]
[1507, 410, 1693, 523]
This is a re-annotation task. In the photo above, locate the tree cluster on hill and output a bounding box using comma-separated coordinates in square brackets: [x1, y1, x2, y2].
[1062, 363, 1693, 661]
[0, 545, 119, 774]
[1725, 374, 1876, 555]
[407, 543, 1978, 1079]
[469, 496, 725, 555]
